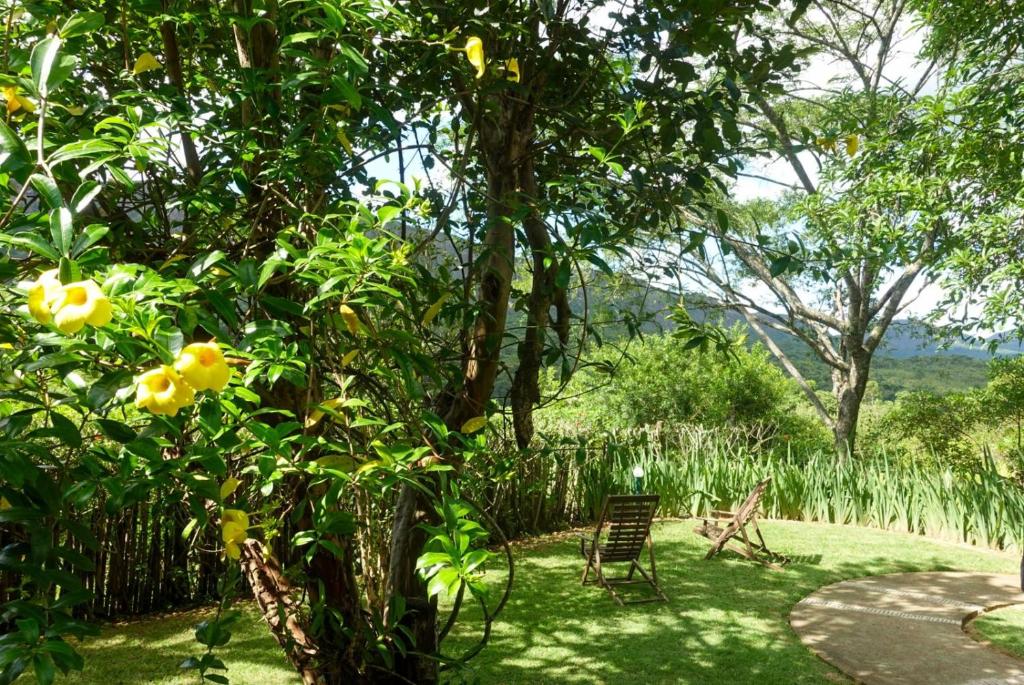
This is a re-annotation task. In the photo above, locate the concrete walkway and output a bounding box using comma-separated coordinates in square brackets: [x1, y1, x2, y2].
[791, 572, 1024, 684]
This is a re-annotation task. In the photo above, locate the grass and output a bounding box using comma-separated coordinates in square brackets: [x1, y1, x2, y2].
[972, 604, 1024, 660]
[61, 606, 300, 685]
[442, 519, 1018, 684]
[58, 520, 1019, 685]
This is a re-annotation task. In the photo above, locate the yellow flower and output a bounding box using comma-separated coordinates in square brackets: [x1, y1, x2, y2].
[222, 508, 249, 530]
[845, 134, 860, 156]
[505, 58, 520, 83]
[0, 497, 10, 510]
[816, 136, 836, 152]
[135, 365, 195, 416]
[26, 269, 62, 325]
[465, 36, 485, 79]
[2, 86, 35, 114]
[221, 509, 249, 560]
[174, 341, 231, 392]
[50, 280, 113, 334]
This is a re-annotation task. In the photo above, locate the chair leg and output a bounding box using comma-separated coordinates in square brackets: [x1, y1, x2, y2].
[648, 534, 659, 586]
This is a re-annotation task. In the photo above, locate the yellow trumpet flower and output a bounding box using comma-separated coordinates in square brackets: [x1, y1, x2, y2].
[845, 134, 860, 156]
[465, 36, 485, 79]
[50, 280, 113, 334]
[26, 269, 62, 325]
[339, 303, 361, 336]
[221, 509, 250, 560]
[135, 365, 196, 416]
[2, 86, 35, 114]
[174, 341, 231, 392]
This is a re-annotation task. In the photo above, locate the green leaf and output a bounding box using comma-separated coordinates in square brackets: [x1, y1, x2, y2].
[31, 37, 63, 97]
[29, 174, 63, 210]
[95, 419, 136, 444]
[377, 205, 401, 225]
[49, 207, 73, 257]
[0, 119, 32, 169]
[281, 32, 322, 47]
[769, 255, 790, 277]
[60, 12, 105, 39]
[70, 180, 102, 214]
[71, 223, 109, 257]
[0, 231, 60, 260]
[50, 412, 82, 448]
[716, 208, 730, 231]
[49, 139, 119, 164]
[33, 653, 55, 685]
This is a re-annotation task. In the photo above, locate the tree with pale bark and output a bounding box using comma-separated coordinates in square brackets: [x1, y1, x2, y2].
[663, 0, 995, 458]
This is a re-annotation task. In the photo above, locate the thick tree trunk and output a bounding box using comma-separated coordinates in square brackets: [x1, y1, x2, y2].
[443, 149, 519, 429]
[388, 133, 522, 684]
[832, 349, 872, 459]
[239, 540, 325, 685]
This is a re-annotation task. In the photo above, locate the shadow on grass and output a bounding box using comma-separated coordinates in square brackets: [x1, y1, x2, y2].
[63, 607, 300, 685]
[441, 519, 1017, 685]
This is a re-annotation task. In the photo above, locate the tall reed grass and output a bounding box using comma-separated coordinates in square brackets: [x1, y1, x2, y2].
[573, 425, 1024, 550]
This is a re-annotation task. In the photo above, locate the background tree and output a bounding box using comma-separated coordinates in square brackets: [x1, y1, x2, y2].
[909, 0, 1024, 338]
[664, 1, 982, 457]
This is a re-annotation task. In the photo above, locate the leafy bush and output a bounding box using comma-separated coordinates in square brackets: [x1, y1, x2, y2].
[537, 332, 830, 454]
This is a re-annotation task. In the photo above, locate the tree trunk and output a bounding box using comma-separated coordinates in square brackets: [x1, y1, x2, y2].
[385, 484, 437, 684]
[833, 350, 872, 459]
[510, 155, 570, 450]
[239, 540, 324, 685]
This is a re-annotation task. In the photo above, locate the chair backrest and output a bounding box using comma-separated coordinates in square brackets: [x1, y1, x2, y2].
[594, 494, 660, 562]
[730, 477, 772, 528]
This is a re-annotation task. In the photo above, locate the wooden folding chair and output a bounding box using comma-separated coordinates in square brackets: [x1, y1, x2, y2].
[693, 477, 788, 570]
[580, 494, 668, 605]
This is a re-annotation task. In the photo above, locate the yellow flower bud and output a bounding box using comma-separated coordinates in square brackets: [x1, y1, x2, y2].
[135, 365, 195, 416]
[339, 304, 360, 335]
[50, 280, 113, 334]
[220, 477, 241, 501]
[465, 36, 485, 79]
[174, 341, 231, 392]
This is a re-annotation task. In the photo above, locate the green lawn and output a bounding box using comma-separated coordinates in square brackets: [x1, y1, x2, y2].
[61, 606, 300, 685]
[58, 520, 1018, 685]
[443, 520, 1017, 684]
[972, 604, 1024, 660]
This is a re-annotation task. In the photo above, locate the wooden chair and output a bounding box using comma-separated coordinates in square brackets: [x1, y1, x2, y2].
[693, 477, 788, 570]
[580, 494, 668, 605]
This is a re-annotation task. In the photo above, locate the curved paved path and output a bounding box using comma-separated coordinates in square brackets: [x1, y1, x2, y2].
[791, 572, 1024, 684]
